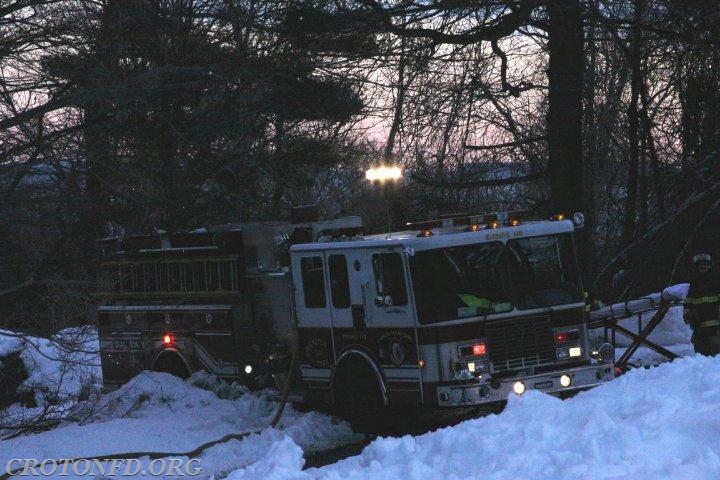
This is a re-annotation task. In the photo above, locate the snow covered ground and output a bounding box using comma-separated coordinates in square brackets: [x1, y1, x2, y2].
[231, 354, 720, 480]
[3, 355, 718, 479]
[0, 371, 360, 479]
[1, 284, 716, 479]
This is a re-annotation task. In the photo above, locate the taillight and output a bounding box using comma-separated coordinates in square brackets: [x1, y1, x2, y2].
[163, 334, 174, 345]
[554, 330, 579, 344]
[459, 343, 487, 357]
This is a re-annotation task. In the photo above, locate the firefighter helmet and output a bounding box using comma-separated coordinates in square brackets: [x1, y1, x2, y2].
[692, 253, 712, 265]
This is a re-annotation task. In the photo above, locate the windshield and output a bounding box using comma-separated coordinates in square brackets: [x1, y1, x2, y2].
[410, 242, 514, 324]
[506, 234, 582, 309]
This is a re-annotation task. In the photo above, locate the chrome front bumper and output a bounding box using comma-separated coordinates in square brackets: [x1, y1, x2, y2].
[436, 363, 614, 407]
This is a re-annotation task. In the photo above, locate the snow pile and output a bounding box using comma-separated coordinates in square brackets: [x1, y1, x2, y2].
[0, 326, 101, 411]
[0, 371, 359, 479]
[226, 354, 720, 480]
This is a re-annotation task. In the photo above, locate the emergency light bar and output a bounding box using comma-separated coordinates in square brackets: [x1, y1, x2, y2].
[405, 209, 584, 233]
[405, 210, 528, 231]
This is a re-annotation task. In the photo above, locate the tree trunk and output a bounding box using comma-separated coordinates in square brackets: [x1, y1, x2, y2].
[384, 35, 407, 163]
[546, 0, 584, 216]
[546, 0, 586, 272]
[622, 0, 643, 244]
[84, 0, 123, 237]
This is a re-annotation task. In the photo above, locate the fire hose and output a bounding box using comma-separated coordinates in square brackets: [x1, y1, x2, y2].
[0, 345, 300, 480]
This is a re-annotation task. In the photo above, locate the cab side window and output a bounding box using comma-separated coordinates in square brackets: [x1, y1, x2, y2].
[300, 256, 326, 308]
[328, 254, 351, 308]
[372, 252, 408, 306]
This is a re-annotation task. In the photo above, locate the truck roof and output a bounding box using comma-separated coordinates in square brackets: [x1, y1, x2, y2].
[290, 219, 576, 252]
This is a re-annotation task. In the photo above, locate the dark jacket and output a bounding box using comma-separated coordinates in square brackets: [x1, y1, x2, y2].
[685, 269, 720, 327]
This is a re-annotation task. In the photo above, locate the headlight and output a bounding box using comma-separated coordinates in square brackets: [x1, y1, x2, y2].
[557, 346, 582, 360]
[512, 381, 526, 395]
[560, 374, 572, 387]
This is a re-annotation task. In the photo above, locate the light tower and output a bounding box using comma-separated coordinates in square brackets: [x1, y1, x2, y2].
[365, 165, 402, 235]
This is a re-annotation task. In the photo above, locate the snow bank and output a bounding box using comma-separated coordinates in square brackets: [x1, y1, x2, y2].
[227, 354, 720, 480]
[0, 326, 101, 408]
[0, 371, 359, 479]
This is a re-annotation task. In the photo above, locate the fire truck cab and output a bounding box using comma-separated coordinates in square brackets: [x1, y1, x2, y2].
[291, 212, 615, 411]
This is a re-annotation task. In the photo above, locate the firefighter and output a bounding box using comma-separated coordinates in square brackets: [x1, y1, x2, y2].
[684, 253, 720, 356]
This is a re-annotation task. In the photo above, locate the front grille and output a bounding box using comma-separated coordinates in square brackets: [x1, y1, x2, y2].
[486, 316, 555, 372]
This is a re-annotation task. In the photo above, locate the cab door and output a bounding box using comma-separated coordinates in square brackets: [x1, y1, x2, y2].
[324, 249, 371, 352]
[367, 248, 414, 328]
[293, 252, 334, 389]
[366, 247, 423, 403]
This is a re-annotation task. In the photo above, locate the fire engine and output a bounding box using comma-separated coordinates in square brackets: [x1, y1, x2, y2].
[96, 207, 615, 424]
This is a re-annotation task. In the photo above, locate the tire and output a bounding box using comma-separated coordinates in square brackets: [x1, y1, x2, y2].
[332, 356, 387, 434]
[153, 352, 190, 379]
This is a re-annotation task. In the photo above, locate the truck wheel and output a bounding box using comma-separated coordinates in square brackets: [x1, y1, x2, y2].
[332, 357, 387, 434]
[153, 351, 190, 379]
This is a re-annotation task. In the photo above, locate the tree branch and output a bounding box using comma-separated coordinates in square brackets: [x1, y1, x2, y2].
[464, 136, 546, 151]
[411, 171, 544, 188]
[355, 0, 542, 45]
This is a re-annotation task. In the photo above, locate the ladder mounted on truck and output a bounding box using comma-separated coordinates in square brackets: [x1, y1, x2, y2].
[587, 286, 686, 372]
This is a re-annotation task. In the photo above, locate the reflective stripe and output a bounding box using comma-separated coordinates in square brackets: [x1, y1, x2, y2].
[685, 295, 720, 305]
[698, 320, 720, 328]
